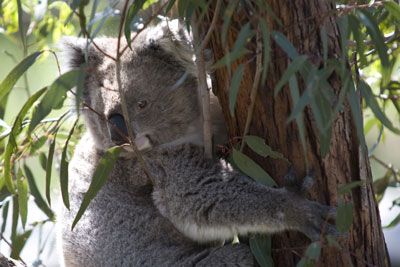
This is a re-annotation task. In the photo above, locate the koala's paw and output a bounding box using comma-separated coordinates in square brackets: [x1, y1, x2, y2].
[296, 200, 338, 241]
[283, 167, 314, 196]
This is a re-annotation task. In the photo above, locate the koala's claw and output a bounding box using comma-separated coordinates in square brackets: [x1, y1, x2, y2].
[284, 168, 315, 196]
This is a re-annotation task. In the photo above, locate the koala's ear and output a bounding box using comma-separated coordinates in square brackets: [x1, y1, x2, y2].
[60, 36, 101, 69]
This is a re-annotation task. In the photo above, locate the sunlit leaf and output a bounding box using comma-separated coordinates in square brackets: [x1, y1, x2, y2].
[10, 229, 32, 259]
[60, 119, 79, 210]
[29, 70, 80, 133]
[0, 51, 43, 101]
[124, 0, 146, 47]
[338, 181, 363, 195]
[16, 173, 28, 229]
[23, 164, 55, 220]
[72, 146, 122, 230]
[229, 64, 244, 116]
[232, 148, 276, 186]
[1, 201, 10, 236]
[3, 87, 47, 193]
[359, 80, 400, 134]
[244, 135, 289, 163]
[46, 130, 59, 206]
[356, 10, 390, 68]
[384, 213, 400, 228]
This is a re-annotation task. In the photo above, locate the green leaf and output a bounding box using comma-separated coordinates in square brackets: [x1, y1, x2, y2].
[244, 135, 289, 163]
[214, 23, 255, 68]
[260, 19, 271, 85]
[232, 148, 276, 186]
[338, 181, 363, 195]
[359, 80, 400, 134]
[3, 87, 47, 193]
[305, 242, 321, 260]
[124, 0, 146, 47]
[39, 152, 47, 170]
[10, 229, 32, 259]
[326, 235, 341, 249]
[250, 235, 274, 267]
[271, 31, 298, 60]
[221, 0, 240, 45]
[72, 146, 122, 230]
[337, 200, 353, 233]
[0, 51, 43, 101]
[46, 130, 58, 206]
[348, 15, 367, 66]
[29, 70, 80, 132]
[347, 84, 366, 149]
[384, 1, 400, 20]
[229, 64, 245, 116]
[60, 119, 79, 210]
[274, 55, 308, 96]
[1, 201, 9, 236]
[165, 0, 177, 14]
[288, 75, 307, 159]
[16, 173, 28, 229]
[356, 10, 390, 68]
[23, 164, 55, 220]
[384, 213, 400, 228]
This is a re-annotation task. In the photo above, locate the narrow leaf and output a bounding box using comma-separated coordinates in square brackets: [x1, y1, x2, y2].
[229, 64, 245, 116]
[0, 51, 43, 101]
[260, 20, 271, 84]
[1, 201, 9, 236]
[249, 235, 274, 267]
[46, 130, 58, 206]
[338, 181, 363, 195]
[72, 146, 122, 230]
[29, 70, 80, 132]
[384, 213, 400, 228]
[124, 0, 146, 47]
[232, 148, 276, 186]
[17, 174, 28, 228]
[244, 135, 289, 163]
[305, 242, 321, 260]
[359, 80, 400, 134]
[23, 164, 55, 220]
[337, 200, 353, 233]
[274, 55, 308, 96]
[384, 1, 400, 20]
[60, 119, 79, 210]
[271, 31, 298, 60]
[221, 0, 240, 45]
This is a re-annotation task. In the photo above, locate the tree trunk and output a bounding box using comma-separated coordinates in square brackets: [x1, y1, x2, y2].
[198, 1, 389, 266]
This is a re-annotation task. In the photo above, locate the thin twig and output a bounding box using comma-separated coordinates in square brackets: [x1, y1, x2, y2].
[116, 0, 155, 183]
[192, 12, 213, 159]
[240, 29, 263, 151]
[198, 0, 222, 52]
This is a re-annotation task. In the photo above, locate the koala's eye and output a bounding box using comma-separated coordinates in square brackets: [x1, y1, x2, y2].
[137, 100, 148, 109]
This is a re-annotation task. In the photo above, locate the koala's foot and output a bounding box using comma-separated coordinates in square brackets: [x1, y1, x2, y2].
[283, 168, 338, 241]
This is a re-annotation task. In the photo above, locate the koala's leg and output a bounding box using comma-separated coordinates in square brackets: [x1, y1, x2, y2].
[153, 172, 336, 243]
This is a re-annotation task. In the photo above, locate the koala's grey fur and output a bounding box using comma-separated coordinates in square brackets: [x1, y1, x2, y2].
[60, 21, 336, 267]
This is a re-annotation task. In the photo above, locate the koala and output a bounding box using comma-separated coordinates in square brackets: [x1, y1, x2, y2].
[60, 21, 337, 267]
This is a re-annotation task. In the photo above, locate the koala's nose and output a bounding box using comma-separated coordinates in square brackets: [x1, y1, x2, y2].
[108, 114, 129, 145]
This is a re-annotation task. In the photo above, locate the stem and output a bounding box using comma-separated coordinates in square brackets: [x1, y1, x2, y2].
[240, 30, 263, 151]
[192, 13, 212, 159]
[115, 0, 154, 183]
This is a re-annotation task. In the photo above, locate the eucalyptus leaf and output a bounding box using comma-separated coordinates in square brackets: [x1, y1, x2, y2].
[271, 31, 298, 60]
[16, 174, 28, 229]
[72, 146, 122, 230]
[244, 135, 289, 163]
[0, 52, 43, 101]
[229, 64, 245, 116]
[305, 242, 321, 260]
[124, 0, 146, 47]
[23, 164, 55, 220]
[338, 181, 363, 195]
[337, 200, 353, 233]
[274, 55, 308, 96]
[232, 148, 276, 186]
[249, 235, 274, 267]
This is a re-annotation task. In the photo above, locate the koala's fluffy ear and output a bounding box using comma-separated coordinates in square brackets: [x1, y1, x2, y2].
[59, 36, 101, 69]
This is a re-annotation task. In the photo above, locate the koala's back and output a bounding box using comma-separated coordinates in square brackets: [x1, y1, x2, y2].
[61, 134, 254, 266]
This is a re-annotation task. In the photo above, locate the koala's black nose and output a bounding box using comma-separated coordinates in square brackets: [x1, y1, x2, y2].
[108, 114, 129, 145]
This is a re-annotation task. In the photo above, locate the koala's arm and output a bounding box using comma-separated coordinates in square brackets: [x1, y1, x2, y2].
[152, 163, 336, 243]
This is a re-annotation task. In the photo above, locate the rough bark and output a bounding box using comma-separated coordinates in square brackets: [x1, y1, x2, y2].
[199, 0, 389, 266]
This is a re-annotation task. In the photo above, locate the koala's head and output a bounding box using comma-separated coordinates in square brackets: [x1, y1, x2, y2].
[62, 21, 202, 153]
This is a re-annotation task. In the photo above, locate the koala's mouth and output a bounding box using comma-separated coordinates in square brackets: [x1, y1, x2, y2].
[119, 134, 153, 153]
